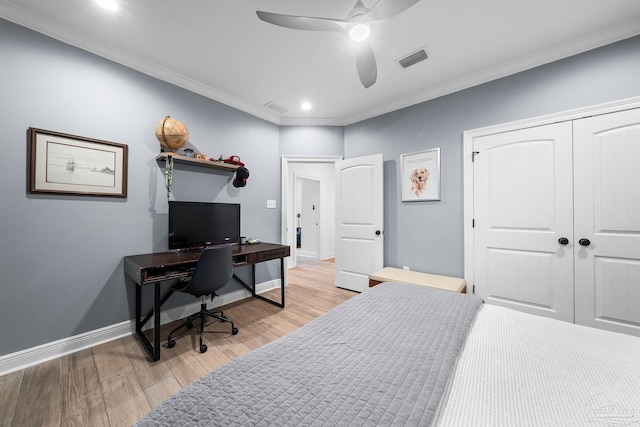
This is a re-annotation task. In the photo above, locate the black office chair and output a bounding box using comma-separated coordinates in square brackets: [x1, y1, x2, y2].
[166, 245, 238, 353]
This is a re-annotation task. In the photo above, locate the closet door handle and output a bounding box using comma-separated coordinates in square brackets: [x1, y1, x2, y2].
[578, 238, 591, 246]
[558, 237, 569, 245]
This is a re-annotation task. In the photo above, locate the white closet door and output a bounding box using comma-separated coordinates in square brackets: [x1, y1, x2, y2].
[473, 122, 575, 321]
[574, 108, 640, 336]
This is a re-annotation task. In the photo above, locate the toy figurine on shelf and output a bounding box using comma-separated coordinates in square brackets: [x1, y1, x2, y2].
[223, 155, 245, 167]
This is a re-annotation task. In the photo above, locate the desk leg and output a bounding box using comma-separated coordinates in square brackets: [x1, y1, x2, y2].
[279, 258, 285, 307]
[153, 283, 161, 360]
[252, 263, 256, 294]
[233, 259, 285, 308]
[135, 283, 162, 362]
[135, 284, 142, 337]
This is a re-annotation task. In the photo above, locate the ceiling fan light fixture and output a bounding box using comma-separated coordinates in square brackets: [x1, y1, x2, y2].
[349, 23, 370, 42]
[256, 0, 421, 88]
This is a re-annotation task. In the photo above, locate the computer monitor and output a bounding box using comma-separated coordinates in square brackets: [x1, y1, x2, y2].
[168, 201, 241, 250]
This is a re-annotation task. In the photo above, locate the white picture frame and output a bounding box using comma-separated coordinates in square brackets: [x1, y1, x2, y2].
[400, 148, 440, 202]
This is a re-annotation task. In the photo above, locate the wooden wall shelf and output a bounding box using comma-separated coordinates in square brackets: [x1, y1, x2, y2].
[156, 153, 240, 172]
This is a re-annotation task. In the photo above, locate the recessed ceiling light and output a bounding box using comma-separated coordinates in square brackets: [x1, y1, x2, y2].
[301, 102, 312, 111]
[349, 24, 370, 42]
[96, 0, 120, 12]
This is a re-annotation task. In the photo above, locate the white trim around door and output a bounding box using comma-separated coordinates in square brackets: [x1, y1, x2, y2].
[281, 156, 342, 269]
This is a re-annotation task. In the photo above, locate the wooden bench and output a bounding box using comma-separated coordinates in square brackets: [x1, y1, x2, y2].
[369, 267, 467, 294]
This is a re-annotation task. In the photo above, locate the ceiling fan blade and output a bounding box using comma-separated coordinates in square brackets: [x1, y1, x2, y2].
[355, 41, 377, 88]
[359, 0, 421, 21]
[256, 11, 347, 32]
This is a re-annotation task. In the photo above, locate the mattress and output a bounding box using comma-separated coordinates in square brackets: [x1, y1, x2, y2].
[433, 304, 640, 426]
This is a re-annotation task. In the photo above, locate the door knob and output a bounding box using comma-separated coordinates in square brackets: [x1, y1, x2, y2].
[579, 238, 591, 246]
[375, 230, 381, 236]
[558, 237, 569, 245]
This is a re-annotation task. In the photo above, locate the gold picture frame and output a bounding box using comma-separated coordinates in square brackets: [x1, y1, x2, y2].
[28, 128, 128, 198]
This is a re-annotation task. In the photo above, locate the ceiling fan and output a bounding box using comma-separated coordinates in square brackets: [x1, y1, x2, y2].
[256, 0, 421, 88]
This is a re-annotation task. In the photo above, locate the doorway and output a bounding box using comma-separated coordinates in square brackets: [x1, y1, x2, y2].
[295, 175, 320, 260]
[281, 156, 341, 269]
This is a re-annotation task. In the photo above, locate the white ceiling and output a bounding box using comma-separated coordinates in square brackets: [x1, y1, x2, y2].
[2, 0, 640, 126]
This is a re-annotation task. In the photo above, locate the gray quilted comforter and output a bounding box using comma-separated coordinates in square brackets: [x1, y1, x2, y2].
[136, 282, 482, 426]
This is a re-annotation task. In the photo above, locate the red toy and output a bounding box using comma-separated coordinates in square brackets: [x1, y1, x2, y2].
[222, 155, 245, 167]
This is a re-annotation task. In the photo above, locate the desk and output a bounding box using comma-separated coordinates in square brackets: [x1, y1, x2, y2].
[124, 242, 290, 361]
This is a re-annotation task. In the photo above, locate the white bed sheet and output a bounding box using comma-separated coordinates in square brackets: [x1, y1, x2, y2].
[433, 304, 640, 427]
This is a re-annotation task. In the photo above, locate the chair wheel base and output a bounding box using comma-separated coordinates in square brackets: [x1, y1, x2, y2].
[200, 344, 208, 353]
[167, 339, 176, 348]
[232, 327, 239, 335]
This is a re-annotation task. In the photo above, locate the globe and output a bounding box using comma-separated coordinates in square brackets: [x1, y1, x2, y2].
[155, 116, 189, 151]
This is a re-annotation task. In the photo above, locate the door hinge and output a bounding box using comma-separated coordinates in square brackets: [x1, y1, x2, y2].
[472, 219, 475, 228]
[472, 284, 476, 294]
[472, 151, 480, 161]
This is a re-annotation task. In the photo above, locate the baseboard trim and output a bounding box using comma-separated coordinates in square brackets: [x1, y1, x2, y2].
[0, 279, 281, 376]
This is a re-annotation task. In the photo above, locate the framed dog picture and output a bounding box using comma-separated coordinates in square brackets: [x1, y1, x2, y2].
[401, 148, 440, 201]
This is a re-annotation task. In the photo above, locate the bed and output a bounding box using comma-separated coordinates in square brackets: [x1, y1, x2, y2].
[136, 282, 640, 426]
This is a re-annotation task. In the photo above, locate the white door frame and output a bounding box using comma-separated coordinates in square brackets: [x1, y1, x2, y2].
[463, 96, 640, 293]
[281, 156, 342, 269]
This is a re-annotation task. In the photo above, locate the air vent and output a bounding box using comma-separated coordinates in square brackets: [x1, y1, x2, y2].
[398, 49, 428, 69]
[264, 101, 288, 115]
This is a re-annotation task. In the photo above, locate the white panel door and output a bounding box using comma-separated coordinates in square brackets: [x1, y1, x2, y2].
[335, 154, 384, 292]
[474, 122, 575, 321]
[574, 108, 640, 336]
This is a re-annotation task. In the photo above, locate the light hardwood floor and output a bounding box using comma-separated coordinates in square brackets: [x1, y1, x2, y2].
[0, 258, 355, 427]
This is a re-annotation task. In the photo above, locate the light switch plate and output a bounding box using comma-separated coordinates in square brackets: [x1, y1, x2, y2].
[267, 199, 277, 209]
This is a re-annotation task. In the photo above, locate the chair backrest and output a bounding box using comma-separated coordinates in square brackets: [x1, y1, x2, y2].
[181, 245, 233, 297]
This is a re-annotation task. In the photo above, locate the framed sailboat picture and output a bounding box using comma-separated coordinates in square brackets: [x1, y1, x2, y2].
[28, 128, 128, 198]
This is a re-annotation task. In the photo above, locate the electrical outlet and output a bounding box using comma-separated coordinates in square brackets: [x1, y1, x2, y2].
[403, 266, 410, 270]
[266, 199, 277, 209]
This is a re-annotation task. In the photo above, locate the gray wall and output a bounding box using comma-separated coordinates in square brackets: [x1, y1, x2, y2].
[2, 14, 640, 358]
[0, 19, 283, 356]
[279, 126, 344, 157]
[345, 35, 640, 277]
